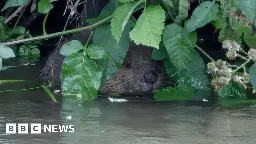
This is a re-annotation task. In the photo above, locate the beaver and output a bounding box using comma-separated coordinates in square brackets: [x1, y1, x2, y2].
[40, 30, 174, 94]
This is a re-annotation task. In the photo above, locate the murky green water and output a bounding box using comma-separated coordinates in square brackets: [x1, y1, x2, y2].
[0, 60, 256, 144]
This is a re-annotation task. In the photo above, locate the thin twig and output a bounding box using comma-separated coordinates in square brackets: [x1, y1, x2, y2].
[233, 58, 252, 73]
[237, 54, 249, 61]
[58, 0, 81, 47]
[5, 5, 27, 24]
[14, 4, 27, 27]
[195, 45, 215, 62]
[0, 15, 112, 46]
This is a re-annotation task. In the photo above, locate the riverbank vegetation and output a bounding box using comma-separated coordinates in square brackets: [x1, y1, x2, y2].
[0, 0, 256, 105]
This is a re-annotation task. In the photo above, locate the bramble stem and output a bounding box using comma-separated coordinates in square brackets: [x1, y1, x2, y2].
[233, 58, 252, 73]
[0, 15, 112, 46]
[195, 45, 215, 62]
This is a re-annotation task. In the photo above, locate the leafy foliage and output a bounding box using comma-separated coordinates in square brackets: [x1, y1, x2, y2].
[234, 0, 256, 23]
[2, 0, 256, 104]
[154, 86, 196, 101]
[60, 40, 84, 56]
[185, 1, 219, 32]
[38, 0, 53, 14]
[130, 5, 166, 49]
[87, 0, 118, 24]
[163, 24, 197, 71]
[61, 53, 103, 101]
[2, 0, 29, 11]
[0, 45, 15, 59]
[217, 80, 247, 99]
[93, 22, 133, 85]
[174, 0, 190, 24]
[19, 45, 40, 59]
[111, 0, 141, 41]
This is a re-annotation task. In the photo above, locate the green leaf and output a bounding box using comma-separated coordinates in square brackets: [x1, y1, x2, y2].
[111, 0, 141, 41]
[154, 86, 196, 101]
[41, 85, 57, 102]
[100, 58, 118, 86]
[249, 63, 256, 88]
[87, 0, 118, 24]
[93, 22, 133, 64]
[119, 0, 137, 3]
[211, 13, 227, 29]
[218, 27, 242, 43]
[130, 5, 166, 49]
[2, 0, 29, 11]
[93, 21, 133, 84]
[244, 34, 256, 48]
[185, 1, 219, 32]
[174, 0, 190, 24]
[217, 80, 247, 99]
[234, 0, 256, 23]
[151, 43, 168, 60]
[163, 24, 196, 71]
[0, 45, 15, 59]
[61, 53, 103, 101]
[162, 0, 174, 8]
[59, 40, 83, 56]
[86, 44, 106, 59]
[38, 0, 53, 14]
[19, 45, 40, 58]
[164, 51, 211, 99]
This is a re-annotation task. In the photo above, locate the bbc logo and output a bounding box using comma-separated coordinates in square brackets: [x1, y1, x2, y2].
[6, 123, 41, 134]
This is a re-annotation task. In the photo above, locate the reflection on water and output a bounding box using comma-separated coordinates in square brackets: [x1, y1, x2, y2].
[0, 91, 256, 144]
[0, 60, 256, 144]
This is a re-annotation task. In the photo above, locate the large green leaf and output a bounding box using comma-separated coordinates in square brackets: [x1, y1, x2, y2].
[86, 44, 106, 59]
[162, 0, 174, 8]
[0, 45, 15, 59]
[234, 0, 256, 23]
[163, 24, 196, 71]
[217, 80, 247, 99]
[93, 21, 134, 84]
[93, 22, 133, 64]
[59, 40, 84, 56]
[185, 1, 219, 32]
[61, 53, 103, 101]
[244, 34, 256, 48]
[111, 0, 141, 41]
[151, 43, 168, 60]
[2, 0, 29, 11]
[218, 27, 242, 43]
[249, 63, 256, 88]
[130, 5, 166, 49]
[38, 0, 53, 14]
[154, 86, 196, 101]
[174, 0, 190, 24]
[87, 0, 118, 24]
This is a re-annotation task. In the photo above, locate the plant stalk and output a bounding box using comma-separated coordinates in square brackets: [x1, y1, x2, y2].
[233, 58, 252, 73]
[5, 4, 27, 24]
[195, 45, 215, 62]
[0, 15, 113, 46]
[43, 12, 50, 35]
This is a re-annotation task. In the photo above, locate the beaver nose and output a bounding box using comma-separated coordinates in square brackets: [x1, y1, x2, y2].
[143, 70, 158, 83]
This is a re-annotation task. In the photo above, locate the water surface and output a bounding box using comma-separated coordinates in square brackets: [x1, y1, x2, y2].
[0, 60, 256, 144]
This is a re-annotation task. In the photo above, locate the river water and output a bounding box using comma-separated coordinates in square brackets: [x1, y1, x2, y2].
[0, 60, 256, 144]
